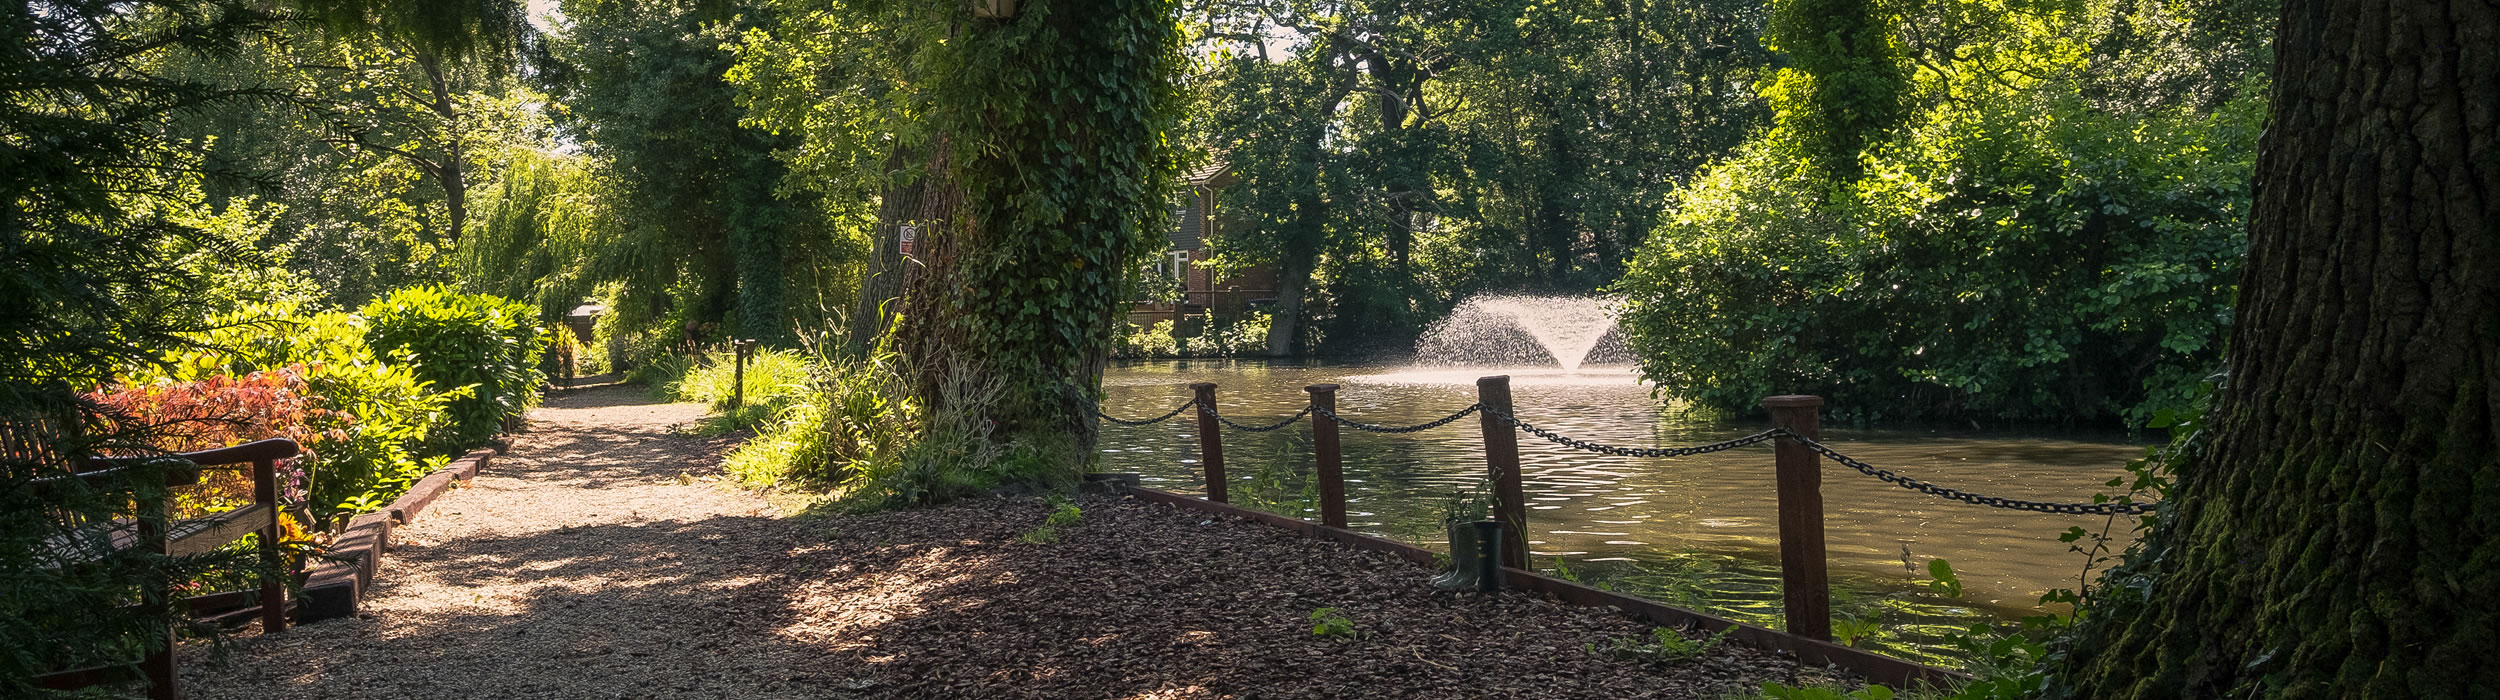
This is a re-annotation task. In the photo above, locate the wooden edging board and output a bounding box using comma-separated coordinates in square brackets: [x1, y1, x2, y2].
[1125, 487, 1963, 690]
[301, 445, 498, 621]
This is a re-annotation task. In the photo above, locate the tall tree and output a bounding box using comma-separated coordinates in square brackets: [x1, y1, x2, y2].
[547, 0, 836, 344]
[2053, 0, 2497, 692]
[893, 0, 1185, 461]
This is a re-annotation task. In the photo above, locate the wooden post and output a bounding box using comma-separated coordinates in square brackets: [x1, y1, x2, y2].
[1305, 383, 1347, 528]
[730, 339, 757, 409]
[1476, 375, 1528, 569]
[254, 457, 287, 633]
[1764, 394, 1831, 641]
[138, 493, 176, 700]
[1190, 382, 1227, 503]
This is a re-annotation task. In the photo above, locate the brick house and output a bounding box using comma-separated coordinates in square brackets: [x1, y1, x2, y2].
[1127, 159, 1277, 326]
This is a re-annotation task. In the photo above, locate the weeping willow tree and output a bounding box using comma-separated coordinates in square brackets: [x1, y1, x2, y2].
[455, 150, 616, 321]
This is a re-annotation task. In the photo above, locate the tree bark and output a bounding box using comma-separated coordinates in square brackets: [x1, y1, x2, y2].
[2053, 0, 2497, 693]
[417, 53, 467, 245]
[847, 146, 952, 357]
[1265, 254, 1313, 357]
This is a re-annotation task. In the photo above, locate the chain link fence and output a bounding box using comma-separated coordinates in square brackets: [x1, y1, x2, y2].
[1085, 390, 2155, 516]
[1080, 397, 1197, 426]
[1313, 403, 1482, 433]
[1199, 402, 1313, 432]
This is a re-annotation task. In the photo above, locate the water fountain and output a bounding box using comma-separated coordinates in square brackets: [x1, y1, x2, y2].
[1358, 294, 1641, 386]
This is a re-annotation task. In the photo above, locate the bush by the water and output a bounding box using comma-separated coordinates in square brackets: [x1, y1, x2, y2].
[1113, 311, 1273, 359]
[362, 285, 549, 451]
[1617, 19, 2261, 424]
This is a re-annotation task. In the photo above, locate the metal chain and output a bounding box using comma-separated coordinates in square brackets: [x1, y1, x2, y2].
[1482, 406, 1783, 457]
[1313, 403, 1483, 433]
[1084, 397, 1198, 427]
[1785, 435, 2158, 516]
[1198, 402, 1314, 432]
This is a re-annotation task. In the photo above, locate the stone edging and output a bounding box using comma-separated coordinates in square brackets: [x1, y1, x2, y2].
[300, 438, 511, 622]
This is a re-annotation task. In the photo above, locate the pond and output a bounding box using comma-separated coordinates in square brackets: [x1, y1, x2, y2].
[1095, 358, 2151, 665]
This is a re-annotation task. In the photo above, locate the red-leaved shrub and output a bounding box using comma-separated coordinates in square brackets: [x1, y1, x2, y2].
[86, 365, 344, 515]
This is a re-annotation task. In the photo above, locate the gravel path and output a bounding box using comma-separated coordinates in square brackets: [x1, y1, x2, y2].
[183, 384, 1801, 699]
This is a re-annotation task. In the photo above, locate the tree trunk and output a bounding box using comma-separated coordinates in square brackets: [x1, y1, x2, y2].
[2052, 0, 2497, 693]
[418, 53, 467, 245]
[1265, 254, 1313, 357]
[847, 146, 951, 357]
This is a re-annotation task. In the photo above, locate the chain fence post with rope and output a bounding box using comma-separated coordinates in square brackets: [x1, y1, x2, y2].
[1189, 383, 1227, 504]
[1305, 383, 1348, 528]
[1764, 395, 1833, 641]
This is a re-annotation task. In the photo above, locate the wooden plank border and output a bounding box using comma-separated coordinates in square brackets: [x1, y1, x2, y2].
[304, 445, 498, 621]
[1125, 487, 1962, 690]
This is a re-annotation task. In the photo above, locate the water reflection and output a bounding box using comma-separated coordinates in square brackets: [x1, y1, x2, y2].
[1096, 359, 2147, 664]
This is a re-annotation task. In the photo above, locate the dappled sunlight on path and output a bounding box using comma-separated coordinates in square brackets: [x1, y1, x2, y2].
[185, 383, 1802, 699]
[181, 385, 842, 698]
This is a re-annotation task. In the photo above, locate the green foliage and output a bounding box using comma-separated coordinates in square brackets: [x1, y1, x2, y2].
[1762, 0, 1911, 178]
[1618, 0, 2265, 422]
[1192, 0, 1774, 351]
[1111, 312, 1274, 359]
[660, 347, 814, 433]
[2, 0, 297, 690]
[361, 285, 548, 452]
[546, 0, 856, 348]
[1753, 681, 1902, 700]
[1832, 612, 1885, 648]
[458, 150, 619, 323]
[1592, 625, 1736, 664]
[1018, 497, 1085, 544]
[150, 305, 455, 516]
[1308, 607, 1357, 638]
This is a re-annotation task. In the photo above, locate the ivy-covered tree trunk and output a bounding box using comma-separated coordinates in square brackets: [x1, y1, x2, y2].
[2053, 0, 2498, 693]
[896, 0, 1183, 460]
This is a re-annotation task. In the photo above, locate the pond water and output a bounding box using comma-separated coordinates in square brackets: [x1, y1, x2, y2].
[1095, 358, 2150, 664]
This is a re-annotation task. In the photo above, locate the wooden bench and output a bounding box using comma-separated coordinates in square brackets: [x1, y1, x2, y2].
[15, 434, 300, 700]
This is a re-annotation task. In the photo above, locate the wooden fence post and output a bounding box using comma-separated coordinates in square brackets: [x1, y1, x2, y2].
[1190, 382, 1228, 503]
[1305, 383, 1347, 528]
[138, 493, 177, 700]
[1477, 375, 1528, 569]
[1764, 394, 1831, 641]
[731, 339, 757, 409]
[254, 456, 287, 634]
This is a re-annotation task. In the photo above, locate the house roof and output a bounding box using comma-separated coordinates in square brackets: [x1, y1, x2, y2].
[1184, 153, 1235, 187]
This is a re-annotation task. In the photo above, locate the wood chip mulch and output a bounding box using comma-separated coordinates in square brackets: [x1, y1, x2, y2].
[764, 495, 1799, 699]
[181, 384, 1799, 699]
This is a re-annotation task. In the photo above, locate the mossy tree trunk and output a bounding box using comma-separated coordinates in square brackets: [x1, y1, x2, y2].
[2053, 0, 2497, 693]
[895, 0, 1184, 462]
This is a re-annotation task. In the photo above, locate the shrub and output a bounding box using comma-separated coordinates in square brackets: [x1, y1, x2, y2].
[1114, 320, 1180, 359]
[722, 348, 917, 489]
[147, 306, 452, 516]
[362, 285, 548, 451]
[1617, 90, 2257, 424]
[86, 366, 330, 517]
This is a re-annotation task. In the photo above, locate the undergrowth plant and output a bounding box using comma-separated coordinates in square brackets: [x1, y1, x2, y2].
[1592, 625, 1735, 665]
[664, 346, 812, 433]
[1018, 497, 1085, 544]
[1308, 607, 1356, 638]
